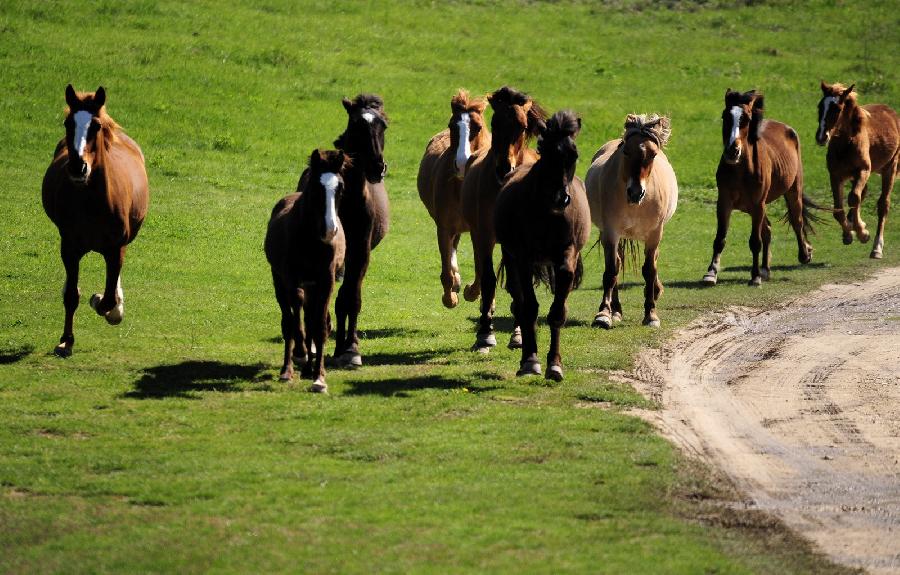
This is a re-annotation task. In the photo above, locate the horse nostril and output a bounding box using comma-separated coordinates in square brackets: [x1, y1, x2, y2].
[81, 163, 88, 176]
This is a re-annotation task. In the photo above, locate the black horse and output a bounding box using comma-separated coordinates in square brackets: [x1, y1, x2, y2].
[299, 94, 389, 368]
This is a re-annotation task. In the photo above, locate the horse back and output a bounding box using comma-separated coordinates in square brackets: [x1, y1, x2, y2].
[862, 104, 900, 171]
[758, 119, 802, 198]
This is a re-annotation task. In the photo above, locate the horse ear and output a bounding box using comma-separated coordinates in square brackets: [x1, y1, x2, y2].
[820, 80, 829, 93]
[342, 98, 353, 113]
[65, 84, 78, 108]
[840, 84, 855, 102]
[309, 149, 322, 169]
[94, 86, 106, 110]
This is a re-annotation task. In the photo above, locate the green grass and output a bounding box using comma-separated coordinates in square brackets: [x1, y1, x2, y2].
[1, 0, 897, 572]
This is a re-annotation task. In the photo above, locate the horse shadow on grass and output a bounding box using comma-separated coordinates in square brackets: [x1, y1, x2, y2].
[467, 314, 592, 331]
[0, 344, 34, 364]
[343, 372, 503, 398]
[125, 360, 271, 399]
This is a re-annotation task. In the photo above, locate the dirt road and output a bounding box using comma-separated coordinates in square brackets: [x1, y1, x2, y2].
[629, 267, 900, 574]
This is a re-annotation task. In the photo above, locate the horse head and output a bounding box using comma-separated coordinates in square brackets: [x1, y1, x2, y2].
[816, 81, 855, 146]
[487, 86, 545, 182]
[307, 149, 350, 244]
[63, 84, 109, 185]
[621, 114, 671, 204]
[335, 94, 388, 184]
[449, 89, 488, 178]
[722, 89, 763, 165]
[536, 110, 581, 213]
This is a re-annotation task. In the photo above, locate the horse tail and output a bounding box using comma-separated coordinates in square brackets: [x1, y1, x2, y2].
[496, 258, 507, 291]
[533, 263, 555, 293]
[617, 239, 640, 278]
[573, 254, 584, 290]
[781, 194, 829, 235]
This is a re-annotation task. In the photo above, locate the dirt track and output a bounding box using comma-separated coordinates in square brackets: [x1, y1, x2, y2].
[627, 267, 900, 574]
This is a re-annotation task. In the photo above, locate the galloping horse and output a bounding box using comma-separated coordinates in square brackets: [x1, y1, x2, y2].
[702, 89, 814, 287]
[300, 94, 389, 368]
[461, 86, 545, 352]
[266, 149, 350, 393]
[42, 85, 149, 357]
[816, 82, 899, 259]
[417, 89, 490, 308]
[586, 114, 678, 328]
[495, 110, 590, 381]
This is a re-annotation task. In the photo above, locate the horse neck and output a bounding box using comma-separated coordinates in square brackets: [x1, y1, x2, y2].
[835, 99, 866, 139]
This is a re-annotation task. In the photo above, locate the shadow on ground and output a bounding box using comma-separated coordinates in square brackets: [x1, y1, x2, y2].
[0, 344, 33, 364]
[343, 374, 502, 397]
[125, 360, 270, 399]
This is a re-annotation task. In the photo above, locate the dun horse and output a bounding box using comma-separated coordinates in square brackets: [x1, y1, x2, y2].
[42, 85, 149, 357]
[461, 86, 545, 352]
[417, 89, 490, 308]
[495, 110, 590, 381]
[300, 94, 389, 368]
[585, 114, 678, 329]
[816, 82, 899, 259]
[266, 149, 350, 393]
[702, 89, 815, 287]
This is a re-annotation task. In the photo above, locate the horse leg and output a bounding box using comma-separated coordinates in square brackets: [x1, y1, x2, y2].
[272, 275, 295, 381]
[90, 246, 125, 325]
[55, 242, 85, 357]
[507, 299, 522, 349]
[307, 284, 330, 393]
[472, 242, 497, 352]
[437, 225, 459, 308]
[784, 185, 812, 265]
[334, 264, 365, 368]
[546, 252, 576, 381]
[512, 258, 540, 377]
[463, 228, 482, 302]
[871, 162, 896, 259]
[703, 197, 732, 285]
[830, 172, 853, 244]
[295, 287, 312, 377]
[847, 169, 872, 243]
[760, 216, 772, 280]
[642, 239, 663, 327]
[748, 204, 765, 287]
[592, 236, 619, 329]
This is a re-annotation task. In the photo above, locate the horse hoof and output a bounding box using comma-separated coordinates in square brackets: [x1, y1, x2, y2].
[442, 291, 459, 309]
[516, 359, 542, 377]
[463, 284, 480, 302]
[89, 293, 103, 313]
[453, 273, 462, 292]
[592, 313, 612, 330]
[858, 229, 870, 243]
[701, 274, 717, 286]
[643, 317, 661, 328]
[870, 250, 883, 260]
[748, 276, 762, 287]
[105, 304, 124, 325]
[843, 232, 854, 245]
[473, 333, 496, 350]
[759, 268, 770, 281]
[612, 312, 623, 323]
[545, 365, 564, 382]
[335, 351, 362, 369]
[507, 327, 522, 349]
[54, 343, 72, 358]
[279, 370, 293, 381]
[309, 379, 328, 393]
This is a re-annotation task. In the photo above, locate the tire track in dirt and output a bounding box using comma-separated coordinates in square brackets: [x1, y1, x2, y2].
[627, 268, 900, 574]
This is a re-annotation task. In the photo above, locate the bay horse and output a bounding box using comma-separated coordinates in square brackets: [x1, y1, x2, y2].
[460, 86, 546, 352]
[702, 89, 815, 287]
[585, 114, 678, 329]
[495, 110, 590, 381]
[266, 149, 350, 393]
[816, 82, 899, 259]
[42, 85, 149, 357]
[417, 89, 490, 308]
[298, 94, 389, 368]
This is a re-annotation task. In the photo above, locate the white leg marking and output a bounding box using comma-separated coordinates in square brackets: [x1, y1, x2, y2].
[454, 115, 472, 174]
[320, 172, 340, 241]
[450, 248, 459, 273]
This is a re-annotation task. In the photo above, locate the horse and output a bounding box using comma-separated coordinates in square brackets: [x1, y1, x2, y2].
[816, 82, 899, 259]
[266, 149, 350, 393]
[460, 86, 546, 352]
[495, 110, 590, 381]
[702, 89, 815, 287]
[42, 85, 149, 357]
[585, 114, 678, 329]
[417, 89, 490, 308]
[299, 94, 389, 368]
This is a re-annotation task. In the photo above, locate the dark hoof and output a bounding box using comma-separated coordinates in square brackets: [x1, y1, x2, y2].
[335, 351, 362, 369]
[843, 233, 854, 245]
[54, 343, 72, 358]
[545, 365, 564, 382]
[472, 332, 496, 353]
[463, 283, 480, 302]
[507, 327, 522, 349]
[516, 359, 542, 376]
[759, 268, 770, 281]
[592, 313, 612, 330]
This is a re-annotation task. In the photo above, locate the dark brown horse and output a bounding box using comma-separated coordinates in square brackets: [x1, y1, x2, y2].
[461, 86, 545, 352]
[816, 82, 899, 258]
[495, 110, 590, 381]
[299, 94, 389, 368]
[266, 149, 349, 392]
[702, 89, 814, 287]
[417, 89, 490, 308]
[42, 85, 149, 357]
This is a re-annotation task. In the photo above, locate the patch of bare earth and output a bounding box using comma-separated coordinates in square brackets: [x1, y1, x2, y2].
[626, 267, 900, 574]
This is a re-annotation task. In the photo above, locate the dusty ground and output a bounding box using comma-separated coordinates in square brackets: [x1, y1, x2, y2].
[627, 267, 900, 574]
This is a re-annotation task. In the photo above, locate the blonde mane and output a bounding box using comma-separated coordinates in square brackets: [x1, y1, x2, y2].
[623, 113, 672, 148]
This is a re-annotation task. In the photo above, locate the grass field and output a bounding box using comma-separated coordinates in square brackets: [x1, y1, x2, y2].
[1, 1, 897, 572]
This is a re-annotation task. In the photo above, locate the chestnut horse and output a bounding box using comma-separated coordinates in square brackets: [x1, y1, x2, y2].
[42, 85, 149, 357]
[460, 86, 546, 352]
[586, 114, 678, 329]
[816, 82, 899, 259]
[702, 89, 815, 287]
[417, 89, 490, 308]
[300, 94, 389, 368]
[266, 149, 349, 393]
[495, 110, 590, 381]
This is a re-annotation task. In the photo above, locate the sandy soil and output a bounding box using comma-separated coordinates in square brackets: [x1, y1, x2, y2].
[626, 267, 900, 574]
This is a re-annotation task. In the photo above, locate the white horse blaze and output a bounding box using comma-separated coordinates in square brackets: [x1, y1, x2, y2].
[454, 115, 472, 174]
[818, 96, 838, 140]
[361, 112, 375, 124]
[72, 111, 93, 158]
[728, 106, 742, 148]
[320, 172, 340, 241]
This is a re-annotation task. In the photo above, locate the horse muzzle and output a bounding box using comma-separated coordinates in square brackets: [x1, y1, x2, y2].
[67, 160, 91, 184]
[815, 131, 829, 146]
[626, 185, 645, 205]
[365, 161, 387, 184]
[722, 145, 741, 165]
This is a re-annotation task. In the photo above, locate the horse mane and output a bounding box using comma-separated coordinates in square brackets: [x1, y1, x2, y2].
[622, 113, 671, 148]
[349, 93, 388, 120]
[451, 89, 487, 114]
[538, 110, 581, 156]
